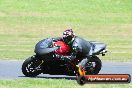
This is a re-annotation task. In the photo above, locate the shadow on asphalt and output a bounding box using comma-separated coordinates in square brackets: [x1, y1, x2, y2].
[18, 75, 76, 80]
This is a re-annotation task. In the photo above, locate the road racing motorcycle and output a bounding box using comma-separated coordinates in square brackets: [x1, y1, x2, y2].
[22, 38, 107, 77]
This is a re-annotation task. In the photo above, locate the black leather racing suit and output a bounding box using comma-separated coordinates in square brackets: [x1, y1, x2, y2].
[53, 36, 93, 68]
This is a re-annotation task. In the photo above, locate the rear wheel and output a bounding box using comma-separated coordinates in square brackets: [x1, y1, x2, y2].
[85, 56, 102, 74]
[22, 56, 43, 77]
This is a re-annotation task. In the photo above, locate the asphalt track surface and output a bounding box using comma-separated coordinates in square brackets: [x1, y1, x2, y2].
[0, 60, 132, 81]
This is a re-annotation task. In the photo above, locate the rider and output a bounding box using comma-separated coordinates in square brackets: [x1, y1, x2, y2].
[53, 29, 93, 70]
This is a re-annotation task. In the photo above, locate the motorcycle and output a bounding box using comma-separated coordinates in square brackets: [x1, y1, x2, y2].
[22, 37, 107, 77]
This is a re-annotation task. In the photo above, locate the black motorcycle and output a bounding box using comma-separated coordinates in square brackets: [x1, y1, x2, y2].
[22, 38, 107, 77]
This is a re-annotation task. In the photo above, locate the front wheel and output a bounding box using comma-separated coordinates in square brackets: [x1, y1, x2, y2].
[22, 56, 43, 77]
[85, 56, 102, 75]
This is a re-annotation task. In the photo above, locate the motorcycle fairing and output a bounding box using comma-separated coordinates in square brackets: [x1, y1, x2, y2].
[34, 38, 59, 55]
[35, 47, 59, 55]
[53, 41, 71, 55]
[90, 41, 106, 55]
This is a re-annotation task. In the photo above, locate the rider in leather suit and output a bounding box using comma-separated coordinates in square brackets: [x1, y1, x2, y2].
[53, 29, 93, 69]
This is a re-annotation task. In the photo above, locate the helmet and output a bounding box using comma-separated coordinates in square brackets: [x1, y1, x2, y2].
[63, 29, 75, 44]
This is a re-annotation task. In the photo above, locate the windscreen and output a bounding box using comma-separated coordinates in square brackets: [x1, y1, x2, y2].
[39, 38, 53, 48]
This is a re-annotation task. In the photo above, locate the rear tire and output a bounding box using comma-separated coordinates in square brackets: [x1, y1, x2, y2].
[85, 56, 102, 74]
[22, 56, 42, 77]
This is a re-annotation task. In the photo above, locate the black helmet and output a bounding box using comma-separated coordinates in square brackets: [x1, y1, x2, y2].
[63, 29, 75, 44]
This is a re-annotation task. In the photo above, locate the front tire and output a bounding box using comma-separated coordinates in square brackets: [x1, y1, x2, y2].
[22, 56, 42, 77]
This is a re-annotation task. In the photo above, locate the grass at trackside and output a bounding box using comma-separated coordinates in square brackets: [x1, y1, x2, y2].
[0, 79, 131, 88]
[0, 0, 132, 61]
